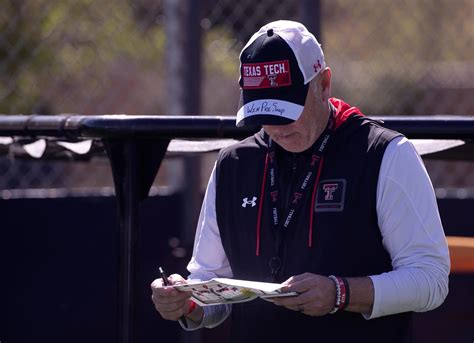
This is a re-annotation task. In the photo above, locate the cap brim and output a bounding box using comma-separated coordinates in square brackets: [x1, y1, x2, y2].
[236, 98, 304, 127]
[236, 83, 308, 127]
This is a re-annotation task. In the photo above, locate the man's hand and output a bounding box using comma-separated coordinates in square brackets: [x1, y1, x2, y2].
[150, 274, 194, 322]
[271, 273, 336, 316]
[272, 273, 374, 316]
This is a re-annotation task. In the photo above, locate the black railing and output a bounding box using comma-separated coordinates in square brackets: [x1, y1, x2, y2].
[0, 115, 473, 139]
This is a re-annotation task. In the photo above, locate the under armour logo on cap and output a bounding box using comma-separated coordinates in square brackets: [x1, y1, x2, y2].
[242, 196, 257, 208]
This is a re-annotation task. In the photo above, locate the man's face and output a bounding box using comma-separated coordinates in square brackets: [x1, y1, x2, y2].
[262, 83, 327, 153]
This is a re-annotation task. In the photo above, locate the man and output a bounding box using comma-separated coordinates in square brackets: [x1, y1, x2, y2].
[151, 20, 450, 342]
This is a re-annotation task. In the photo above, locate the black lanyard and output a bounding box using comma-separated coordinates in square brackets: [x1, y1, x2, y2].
[266, 114, 335, 279]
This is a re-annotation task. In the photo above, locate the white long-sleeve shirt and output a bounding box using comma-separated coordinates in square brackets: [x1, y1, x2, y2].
[185, 136, 450, 328]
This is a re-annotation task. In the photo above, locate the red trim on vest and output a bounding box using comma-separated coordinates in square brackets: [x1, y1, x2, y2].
[330, 97, 364, 129]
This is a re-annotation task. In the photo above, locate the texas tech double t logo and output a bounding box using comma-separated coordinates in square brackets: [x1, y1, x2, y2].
[315, 179, 346, 212]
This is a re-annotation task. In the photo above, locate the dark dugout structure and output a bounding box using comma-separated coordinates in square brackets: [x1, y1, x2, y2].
[0, 115, 473, 343]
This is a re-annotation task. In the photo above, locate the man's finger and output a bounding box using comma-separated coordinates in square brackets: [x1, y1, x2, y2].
[272, 292, 305, 307]
[168, 273, 186, 284]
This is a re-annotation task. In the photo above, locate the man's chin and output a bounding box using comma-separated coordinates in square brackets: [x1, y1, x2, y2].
[277, 142, 305, 153]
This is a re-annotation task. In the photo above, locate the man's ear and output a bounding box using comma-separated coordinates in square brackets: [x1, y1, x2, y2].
[320, 67, 332, 100]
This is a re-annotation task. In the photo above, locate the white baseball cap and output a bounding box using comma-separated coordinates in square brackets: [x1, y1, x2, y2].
[236, 20, 326, 127]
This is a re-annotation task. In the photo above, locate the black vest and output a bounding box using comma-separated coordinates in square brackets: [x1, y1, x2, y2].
[215, 116, 412, 343]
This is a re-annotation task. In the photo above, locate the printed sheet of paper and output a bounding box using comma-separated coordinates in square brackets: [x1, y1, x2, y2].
[173, 278, 297, 306]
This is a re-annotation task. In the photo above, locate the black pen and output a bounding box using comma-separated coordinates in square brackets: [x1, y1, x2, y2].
[159, 266, 188, 328]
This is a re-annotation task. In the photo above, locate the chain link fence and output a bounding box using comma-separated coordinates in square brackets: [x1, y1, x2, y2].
[0, 0, 473, 192]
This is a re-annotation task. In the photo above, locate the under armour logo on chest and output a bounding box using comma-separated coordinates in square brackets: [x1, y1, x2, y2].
[242, 196, 257, 208]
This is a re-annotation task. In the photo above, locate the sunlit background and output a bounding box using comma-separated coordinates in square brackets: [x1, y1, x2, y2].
[0, 0, 472, 191]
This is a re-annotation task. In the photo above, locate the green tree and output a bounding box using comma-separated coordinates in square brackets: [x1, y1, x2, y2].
[0, 0, 165, 114]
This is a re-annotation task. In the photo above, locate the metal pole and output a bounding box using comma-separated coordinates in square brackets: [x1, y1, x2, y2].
[180, 1, 203, 342]
[119, 139, 138, 343]
[301, 0, 322, 41]
[182, 0, 202, 247]
[165, 0, 186, 116]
